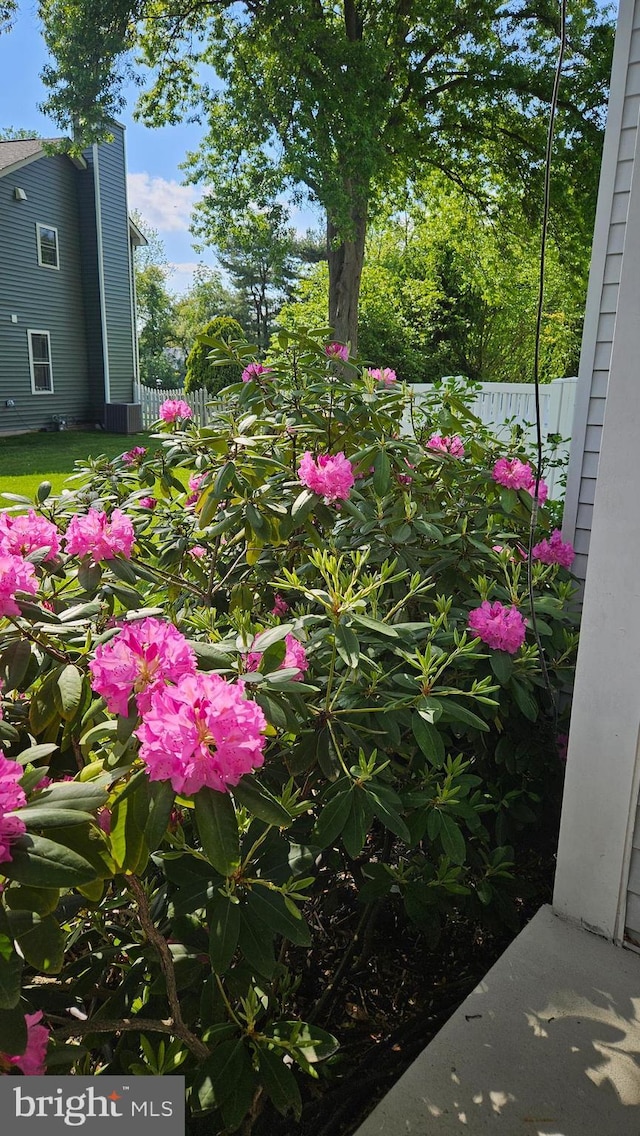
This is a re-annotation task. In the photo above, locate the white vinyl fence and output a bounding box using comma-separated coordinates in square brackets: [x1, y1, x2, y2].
[134, 375, 577, 497]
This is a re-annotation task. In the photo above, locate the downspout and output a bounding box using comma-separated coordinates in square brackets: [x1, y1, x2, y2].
[93, 143, 111, 406]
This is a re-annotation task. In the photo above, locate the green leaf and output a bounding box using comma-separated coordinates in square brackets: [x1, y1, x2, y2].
[144, 781, 175, 850]
[219, 1049, 255, 1130]
[0, 1005, 28, 1056]
[499, 487, 517, 513]
[4, 885, 60, 916]
[510, 680, 538, 721]
[335, 622, 360, 668]
[247, 886, 310, 947]
[439, 814, 467, 864]
[110, 778, 149, 873]
[250, 624, 293, 653]
[193, 1040, 247, 1112]
[232, 776, 292, 827]
[312, 788, 353, 847]
[108, 556, 138, 585]
[2, 833, 98, 888]
[373, 448, 391, 496]
[412, 714, 445, 766]
[440, 699, 490, 732]
[365, 783, 411, 843]
[0, 639, 32, 691]
[208, 892, 240, 974]
[341, 788, 372, 858]
[490, 651, 514, 684]
[0, 907, 22, 1009]
[291, 489, 316, 523]
[8, 911, 64, 974]
[268, 1021, 339, 1064]
[13, 805, 94, 830]
[238, 906, 275, 977]
[78, 561, 102, 593]
[195, 788, 240, 877]
[352, 614, 399, 638]
[246, 502, 271, 541]
[258, 1045, 302, 1117]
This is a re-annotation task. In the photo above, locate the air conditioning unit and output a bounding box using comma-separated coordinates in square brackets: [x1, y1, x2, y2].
[104, 402, 143, 434]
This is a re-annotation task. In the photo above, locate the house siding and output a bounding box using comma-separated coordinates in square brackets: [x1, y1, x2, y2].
[563, 0, 640, 581]
[85, 124, 136, 406]
[0, 152, 95, 433]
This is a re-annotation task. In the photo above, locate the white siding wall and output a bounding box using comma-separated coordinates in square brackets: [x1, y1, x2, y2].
[563, 0, 640, 582]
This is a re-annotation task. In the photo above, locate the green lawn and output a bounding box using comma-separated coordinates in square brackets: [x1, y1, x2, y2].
[0, 430, 151, 501]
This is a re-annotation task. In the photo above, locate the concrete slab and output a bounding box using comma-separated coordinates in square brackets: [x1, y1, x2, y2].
[355, 906, 640, 1135]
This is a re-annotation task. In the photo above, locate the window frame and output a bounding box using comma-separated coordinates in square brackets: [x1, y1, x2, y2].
[27, 329, 54, 395]
[35, 222, 60, 270]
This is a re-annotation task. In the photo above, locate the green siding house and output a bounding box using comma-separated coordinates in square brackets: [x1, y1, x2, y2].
[0, 123, 145, 435]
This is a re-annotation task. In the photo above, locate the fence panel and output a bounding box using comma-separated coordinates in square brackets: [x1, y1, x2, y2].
[133, 377, 577, 496]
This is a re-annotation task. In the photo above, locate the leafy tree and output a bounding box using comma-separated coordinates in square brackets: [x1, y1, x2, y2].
[132, 213, 180, 387]
[173, 267, 238, 357]
[38, 0, 613, 350]
[0, 126, 41, 139]
[207, 206, 317, 352]
[281, 178, 584, 383]
[184, 315, 244, 395]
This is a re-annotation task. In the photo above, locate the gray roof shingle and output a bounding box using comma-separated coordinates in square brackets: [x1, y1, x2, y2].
[0, 138, 62, 173]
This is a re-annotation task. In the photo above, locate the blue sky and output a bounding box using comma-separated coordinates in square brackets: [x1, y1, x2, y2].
[0, 8, 319, 294]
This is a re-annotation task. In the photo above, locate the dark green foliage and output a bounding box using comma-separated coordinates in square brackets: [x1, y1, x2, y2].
[184, 316, 245, 395]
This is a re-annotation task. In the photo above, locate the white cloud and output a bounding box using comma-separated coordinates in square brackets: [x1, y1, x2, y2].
[127, 172, 200, 232]
[166, 261, 203, 295]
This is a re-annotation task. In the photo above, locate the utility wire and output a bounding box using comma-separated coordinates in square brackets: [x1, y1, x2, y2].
[526, 0, 568, 715]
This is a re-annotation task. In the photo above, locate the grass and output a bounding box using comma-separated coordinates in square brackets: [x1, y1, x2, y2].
[0, 430, 151, 501]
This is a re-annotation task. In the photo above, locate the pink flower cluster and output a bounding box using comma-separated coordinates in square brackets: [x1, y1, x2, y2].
[122, 446, 146, 465]
[0, 751, 27, 863]
[492, 458, 548, 504]
[272, 594, 289, 617]
[65, 509, 135, 563]
[245, 633, 308, 680]
[139, 497, 157, 510]
[532, 529, 575, 569]
[89, 617, 197, 717]
[427, 434, 465, 457]
[367, 368, 397, 386]
[0, 510, 60, 560]
[324, 342, 349, 363]
[468, 601, 527, 654]
[2, 1011, 48, 1075]
[159, 398, 192, 423]
[0, 553, 37, 617]
[298, 451, 355, 503]
[242, 362, 272, 383]
[186, 472, 206, 507]
[136, 672, 267, 795]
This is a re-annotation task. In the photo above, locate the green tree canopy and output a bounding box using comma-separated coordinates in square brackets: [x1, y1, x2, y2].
[184, 315, 244, 395]
[37, 0, 613, 350]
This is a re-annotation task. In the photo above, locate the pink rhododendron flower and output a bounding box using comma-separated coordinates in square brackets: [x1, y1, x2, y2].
[89, 617, 197, 717]
[367, 367, 397, 386]
[0, 510, 60, 561]
[186, 472, 206, 507]
[272, 594, 289, 617]
[65, 509, 135, 562]
[242, 362, 272, 382]
[139, 496, 157, 510]
[136, 673, 267, 795]
[122, 446, 146, 465]
[468, 601, 527, 654]
[0, 553, 37, 617]
[5, 1012, 49, 1075]
[324, 342, 349, 362]
[492, 458, 548, 502]
[298, 451, 355, 502]
[245, 633, 308, 680]
[159, 398, 192, 423]
[532, 529, 575, 568]
[97, 807, 112, 834]
[0, 752, 27, 863]
[427, 434, 465, 457]
[189, 545, 206, 559]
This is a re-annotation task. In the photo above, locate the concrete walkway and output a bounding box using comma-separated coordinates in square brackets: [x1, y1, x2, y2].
[355, 905, 640, 1135]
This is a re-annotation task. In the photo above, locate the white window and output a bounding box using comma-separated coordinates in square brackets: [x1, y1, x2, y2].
[36, 223, 59, 269]
[27, 330, 54, 394]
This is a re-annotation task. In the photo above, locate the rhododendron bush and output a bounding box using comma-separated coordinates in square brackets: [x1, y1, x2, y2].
[0, 329, 577, 1129]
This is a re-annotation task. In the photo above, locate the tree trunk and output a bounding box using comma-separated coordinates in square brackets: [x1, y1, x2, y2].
[327, 196, 367, 355]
